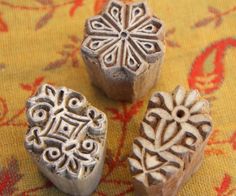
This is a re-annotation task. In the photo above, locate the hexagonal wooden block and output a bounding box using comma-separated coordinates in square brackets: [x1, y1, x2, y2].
[129, 86, 213, 196]
[25, 84, 107, 196]
[81, 0, 165, 102]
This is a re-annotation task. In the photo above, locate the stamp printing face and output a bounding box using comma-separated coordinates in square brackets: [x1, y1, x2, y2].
[25, 84, 107, 179]
[82, 0, 164, 76]
[129, 86, 212, 187]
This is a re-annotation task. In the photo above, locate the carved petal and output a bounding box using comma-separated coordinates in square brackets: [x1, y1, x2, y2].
[190, 100, 209, 114]
[161, 165, 179, 175]
[173, 85, 186, 105]
[163, 122, 177, 144]
[171, 145, 193, 154]
[128, 158, 143, 171]
[122, 42, 147, 74]
[129, 37, 163, 63]
[189, 114, 212, 125]
[81, 36, 118, 58]
[103, 0, 125, 30]
[130, 17, 163, 40]
[136, 137, 155, 152]
[99, 41, 122, 69]
[86, 15, 119, 36]
[127, 2, 149, 29]
[184, 90, 199, 108]
[158, 151, 183, 167]
[141, 122, 155, 140]
[159, 92, 174, 111]
[150, 172, 166, 183]
[146, 108, 172, 121]
[134, 173, 148, 186]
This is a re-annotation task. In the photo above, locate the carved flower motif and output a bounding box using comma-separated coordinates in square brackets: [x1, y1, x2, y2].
[81, 0, 164, 75]
[25, 84, 107, 178]
[129, 86, 212, 187]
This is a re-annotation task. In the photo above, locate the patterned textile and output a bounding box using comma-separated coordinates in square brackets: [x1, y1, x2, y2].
[0, 0, 235, 195]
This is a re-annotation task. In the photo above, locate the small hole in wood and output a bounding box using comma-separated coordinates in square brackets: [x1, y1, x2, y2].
[134, 9, 140, 15]
[38, 112, 43, 117]
[63, 126, 68, 131]
[121, 31, 128, 38]
[176, 110, 185, 118]
[86, 143, 91, 148]
[72, 100, 77, 105]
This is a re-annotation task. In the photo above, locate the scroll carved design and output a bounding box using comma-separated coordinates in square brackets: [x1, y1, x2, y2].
[25, 84, 107, 179]
[81, 0, 164, 76]
[129, 86, 212, 189]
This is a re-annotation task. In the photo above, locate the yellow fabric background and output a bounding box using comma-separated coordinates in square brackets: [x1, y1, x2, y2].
[0, 0, 235, 195]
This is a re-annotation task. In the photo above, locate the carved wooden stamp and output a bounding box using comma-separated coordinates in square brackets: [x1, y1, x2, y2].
[24, 84, 107, 196]
[128, 86, 212, 196]
[81, 0, 165, 102]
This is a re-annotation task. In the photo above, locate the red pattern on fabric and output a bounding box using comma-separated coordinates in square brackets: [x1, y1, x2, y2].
[189, 38, 236, 95]
[215, 174, 236, 196]
[0, 158, 22, 195]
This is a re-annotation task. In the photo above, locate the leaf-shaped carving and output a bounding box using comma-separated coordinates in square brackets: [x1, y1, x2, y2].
[133, 143, 142, 159]
[184, 90, 199, 107]
[190, 100, 208, 114]
[136, 137, 155, 152]
[171, 145, 193, 154]
[161, 165, 179, 175]
[128, 158, 142, 170]
[189, 114, 211, 125]
[146, 108, 172, 121]
[173, 86, 185, 105]
[150, 172, 166, 182]
[162, 122, 177, 144]
[141, 122, 155, 140]
[159, 92, 173, 111]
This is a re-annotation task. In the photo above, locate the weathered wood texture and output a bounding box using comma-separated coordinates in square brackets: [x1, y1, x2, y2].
[129, 86, 213, 196]
[81, 0, 165, 102]
[25, 84, 107, 196]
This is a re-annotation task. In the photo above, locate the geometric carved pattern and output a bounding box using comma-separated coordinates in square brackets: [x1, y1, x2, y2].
[82, 0, 164, 75]
[81, 0, 165, 101]
[129, 86, 213, 195]
[25, 84, 107, 195]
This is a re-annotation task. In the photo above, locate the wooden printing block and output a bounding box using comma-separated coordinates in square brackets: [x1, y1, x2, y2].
[81, 0, 165, 102]
[24, 84, 107, 196]
[128, 86, 213, 196]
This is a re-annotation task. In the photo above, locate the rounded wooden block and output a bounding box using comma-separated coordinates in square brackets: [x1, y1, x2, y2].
[24, 84, 107, 196]
[128, 86, 213, 196]
[81, 0, 165, 102]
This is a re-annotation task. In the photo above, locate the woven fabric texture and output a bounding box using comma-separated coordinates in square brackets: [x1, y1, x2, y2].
[0, 0, 236, 195]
